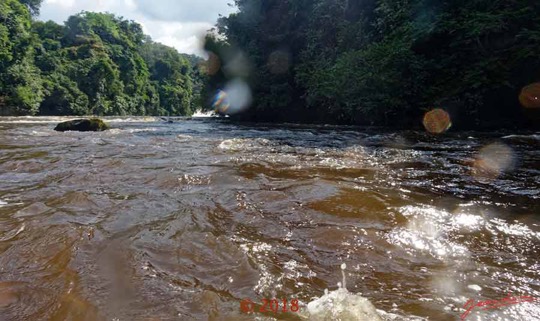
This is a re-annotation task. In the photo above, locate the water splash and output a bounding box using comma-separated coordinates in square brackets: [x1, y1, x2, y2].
[304, 264, 384, 321]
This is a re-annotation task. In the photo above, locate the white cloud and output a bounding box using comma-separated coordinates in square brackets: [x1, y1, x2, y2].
[134, 0, 234, 22]
[43, 0, 76, 8]
[39, 0, 236, 56]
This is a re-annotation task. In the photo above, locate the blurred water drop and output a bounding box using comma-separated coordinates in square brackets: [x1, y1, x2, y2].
[202, 51, 221, 76]
[267, 50, 290, 74]
[431, 275, 459, 296]
[472, 142, 516, 179]
[519, 83, 540, 109]
[221, 79, 252, 114]
[223, 52, 251, 78]
[423, 109, 452, 134]
[212, 90, 230, 114]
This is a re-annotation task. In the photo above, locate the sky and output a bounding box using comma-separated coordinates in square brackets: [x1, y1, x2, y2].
[38, 0, 237, 56]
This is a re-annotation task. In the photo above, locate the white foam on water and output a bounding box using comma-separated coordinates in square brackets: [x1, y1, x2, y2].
[385, 205, 537, 261]
[192, 110, 217, 118]
[177, 134, 194, 141]
[303, 264, 384, 321]
[502, 134, 540, 141]
[125, 128, 159, 133]
[104, 117, 158, 123]
[305, 287, 384, 321]
[0, 200, 7, 207]
[386, 206, 471, 260]
[0, 116, 160, 124]
[395, 205, 539, 241]
[100, 128, 159, 136]
[452, 213, 485, 231]
[488, 218, 540, 239]
[384, 204, 540, 321]
[467, 284, 482, 291]
[218, 138, 274, 151]
[29, 130, 52, 137]
[0, 116, 76, 124]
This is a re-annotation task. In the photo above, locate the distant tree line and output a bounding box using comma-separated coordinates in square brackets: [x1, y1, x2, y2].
[0, 0, 200, 116]
[203, 0, 540, 128]
[2, 0, 539, 127]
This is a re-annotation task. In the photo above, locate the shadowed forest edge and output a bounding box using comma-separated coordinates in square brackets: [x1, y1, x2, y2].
[1, 0, 540, 129]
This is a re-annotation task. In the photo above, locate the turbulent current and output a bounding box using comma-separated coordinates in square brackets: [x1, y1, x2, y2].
[0, 116, 539, 321]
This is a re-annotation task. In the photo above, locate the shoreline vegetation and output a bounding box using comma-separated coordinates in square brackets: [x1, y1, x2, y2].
[0, 0, 202, 118]
[1, 0, 540, 130]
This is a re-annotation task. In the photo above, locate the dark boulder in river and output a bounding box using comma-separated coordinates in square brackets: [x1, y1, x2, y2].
[54, 119, 110, 132]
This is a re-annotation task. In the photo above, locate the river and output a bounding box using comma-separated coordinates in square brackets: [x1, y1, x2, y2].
[0, 117, 539, 321]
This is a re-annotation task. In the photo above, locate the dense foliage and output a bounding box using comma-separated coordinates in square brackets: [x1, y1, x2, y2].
[203, 0, 540, 127]
[0, 0, 196, 116]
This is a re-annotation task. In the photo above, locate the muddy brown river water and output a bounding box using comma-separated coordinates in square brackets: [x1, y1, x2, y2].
[0, 117, 539, 321]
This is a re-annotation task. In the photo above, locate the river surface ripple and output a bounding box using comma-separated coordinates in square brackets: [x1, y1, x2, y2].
[0, 117, 539, 321]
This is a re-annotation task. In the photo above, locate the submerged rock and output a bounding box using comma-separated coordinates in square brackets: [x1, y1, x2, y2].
[54, 118, 110, 132]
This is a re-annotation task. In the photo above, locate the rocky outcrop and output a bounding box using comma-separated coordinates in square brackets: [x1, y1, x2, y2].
[54, 118, 110, 132]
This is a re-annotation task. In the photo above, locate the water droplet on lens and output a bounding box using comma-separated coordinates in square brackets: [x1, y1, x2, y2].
[423, 108, 452, 134]
[267, 50, 290, 74]
[202, 51, 221, 76]
[472, 142, 515, 179]
[519, 83, 540, 108]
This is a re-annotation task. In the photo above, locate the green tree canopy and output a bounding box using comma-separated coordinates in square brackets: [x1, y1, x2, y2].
[1, 1, 197, 117]
[203, 0, 540, 128]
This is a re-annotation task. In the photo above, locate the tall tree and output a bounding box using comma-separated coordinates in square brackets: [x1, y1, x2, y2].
[202, 0, 540, 127]
[19, 0, 43, 16]
[0, 0, 44, 115]
[1, 1, 197, 117]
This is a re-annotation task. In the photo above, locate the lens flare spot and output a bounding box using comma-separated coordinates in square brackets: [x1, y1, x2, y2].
[212, 79, 252, 115]
[519, 83, 540, 109]
[223, 79, 252, 114]
[212, 90, 230, 114]
[423, 109, 452, 134]
[202, 51, 221, 76]
[223, 52, 251, 78]
[267, 50, 290, 74]
[472, 143, 515, 179]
